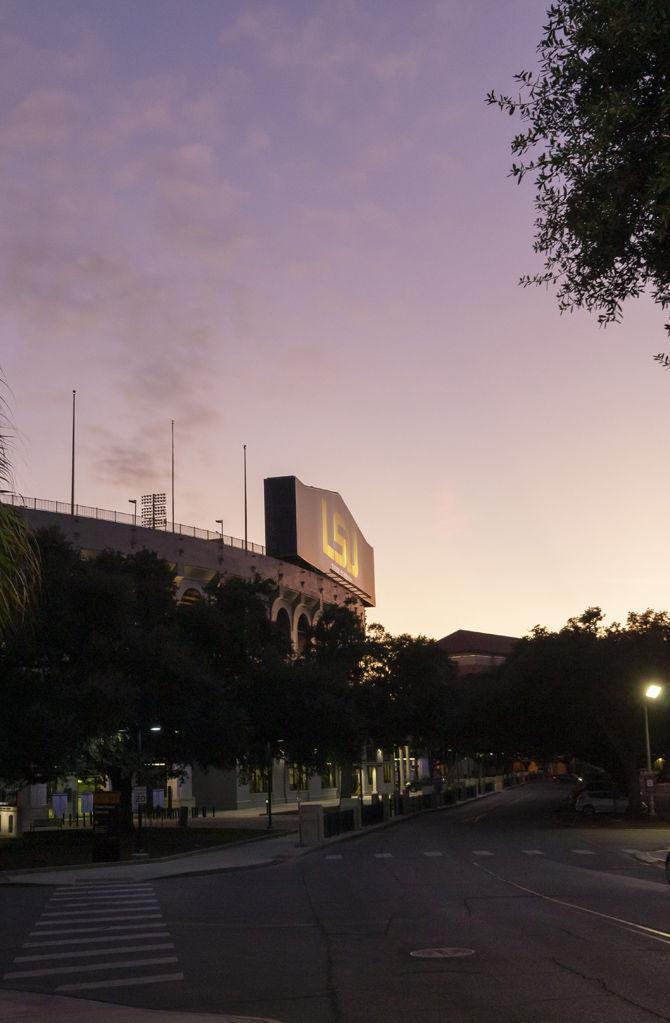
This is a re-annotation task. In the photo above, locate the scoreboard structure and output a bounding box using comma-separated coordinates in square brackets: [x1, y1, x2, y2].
[264, 476, 375, 607]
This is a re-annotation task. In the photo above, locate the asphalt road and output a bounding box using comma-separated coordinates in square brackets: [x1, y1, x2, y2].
[3, 782, 670, 1023]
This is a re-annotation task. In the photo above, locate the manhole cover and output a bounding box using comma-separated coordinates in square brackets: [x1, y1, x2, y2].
[410, 947, 475, 959]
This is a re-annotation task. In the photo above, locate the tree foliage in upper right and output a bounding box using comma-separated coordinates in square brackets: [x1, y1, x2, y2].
[487, 1, 670, 352]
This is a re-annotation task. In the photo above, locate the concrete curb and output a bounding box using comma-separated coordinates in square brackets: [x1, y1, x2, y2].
[0, 830, 298, 885]
[0, 989, 283, 1022]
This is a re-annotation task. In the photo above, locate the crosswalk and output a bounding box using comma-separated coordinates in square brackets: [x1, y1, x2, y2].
[322, 848, 661, 862]
[4, 880, 183, 992]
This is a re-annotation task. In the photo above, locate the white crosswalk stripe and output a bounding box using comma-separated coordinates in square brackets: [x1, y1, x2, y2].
[35, 914, 163, 926]
[24, 931, 169, 947]
[423, 851, 443, 857]
[57, 972, 185, 992]
[571, 849, 596, 856]
[522, 850, 544, 856]
[325, 854, 343, 860]
[3, 881, 183, 992]
[374, 852, 393, 859]
[472, 850, 493, 856]
[4, 955, 178, 979]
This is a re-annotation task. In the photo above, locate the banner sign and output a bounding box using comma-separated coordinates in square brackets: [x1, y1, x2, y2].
[51, 793, 68, 817]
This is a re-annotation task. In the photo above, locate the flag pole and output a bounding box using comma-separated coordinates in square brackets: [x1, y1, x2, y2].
[171, 419, 175, 531]
[243, 444, 248, 550]
[70, 390, 76, 515]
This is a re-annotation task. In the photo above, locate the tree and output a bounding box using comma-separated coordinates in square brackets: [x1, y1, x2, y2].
[487, 1, 670, 356]
[0, 530, 249, 806]
[364, 629, 459, 767]
[280, 603, 371, 795]
[0, 382, 39, 638]
[484, 607, 670, 812]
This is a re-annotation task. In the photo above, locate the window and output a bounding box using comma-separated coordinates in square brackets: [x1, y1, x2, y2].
[383, 761, 392, 784]
[275, 608, 291, 651]
[321, 763, 337, 789]
[296, 614, 310, 654]
[367, 766, 375, 787]
[249, 768, 268, 794]
[288, 765, 305, 790]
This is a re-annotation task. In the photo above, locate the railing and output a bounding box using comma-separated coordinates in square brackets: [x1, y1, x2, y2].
[1, 494, 266, 555]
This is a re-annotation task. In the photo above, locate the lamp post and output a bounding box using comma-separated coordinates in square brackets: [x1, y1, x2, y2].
[215, 519, 224, 543]
[136, 724, 161, 852]
[266, 739, 284, 830]
[128, 499, 137, 526]
[644, 684, 663, 817]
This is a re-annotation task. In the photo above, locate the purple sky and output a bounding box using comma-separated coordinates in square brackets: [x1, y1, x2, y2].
[3, 0, 668, 640]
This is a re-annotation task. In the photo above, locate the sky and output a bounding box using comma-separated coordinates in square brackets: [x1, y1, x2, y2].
[2, 0, 669, 642]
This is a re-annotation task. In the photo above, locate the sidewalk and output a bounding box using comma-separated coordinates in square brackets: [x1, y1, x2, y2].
[0, 989, 282, 1022]
[0, 828, 307, 886]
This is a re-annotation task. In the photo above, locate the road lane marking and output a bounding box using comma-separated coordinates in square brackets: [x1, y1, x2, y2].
[424, 851, 443, 857]
[57, 973, 185, 992]
[374, 853, 393, 858]
[473, 863, 670, 947]
[472, 850, 493, 856]
[51, 896, 156, 902]
[42, 912, 159, 920]
[29, 923, 167, 937]
[54, 883, 154, 890]
[24, 931, 169, 947]
[523, 850, 544, 856]
[15, 943, 174, 962]
[325, 854, 342, 860]
[571, 849, 596, 856]
[35, 915, 163, 926]
[43, 907, 159, 916]
[3, 955, 178, 980]
[9, 879, 185, 992]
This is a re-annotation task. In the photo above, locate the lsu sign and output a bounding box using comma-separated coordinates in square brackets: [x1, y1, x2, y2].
[264, 476, 375, 606]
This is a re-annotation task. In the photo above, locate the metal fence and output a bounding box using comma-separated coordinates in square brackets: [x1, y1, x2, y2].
[1, 494, 266, 555]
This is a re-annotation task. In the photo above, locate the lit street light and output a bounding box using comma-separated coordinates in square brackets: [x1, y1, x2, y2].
[644, 683, 663, 817]
[136, 724, 162, 852]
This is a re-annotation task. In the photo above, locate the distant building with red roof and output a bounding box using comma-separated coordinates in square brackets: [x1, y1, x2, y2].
[437, 629, 520, 675]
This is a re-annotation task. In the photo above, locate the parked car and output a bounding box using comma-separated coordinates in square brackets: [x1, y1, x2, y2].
[570, 777, 613, 806]
[574, 789, 629, 815]
[555, 773, 582, 785]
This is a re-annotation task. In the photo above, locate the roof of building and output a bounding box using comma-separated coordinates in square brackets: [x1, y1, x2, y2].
[437, 629, 520, 658]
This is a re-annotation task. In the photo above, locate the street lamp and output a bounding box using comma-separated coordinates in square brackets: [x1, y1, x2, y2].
[136, 724, 162, 852]
[266, 739, 284, 830]
[215, 519, 224, 543]
[129, 499, 137, 526]
[644, 683, 663, 817]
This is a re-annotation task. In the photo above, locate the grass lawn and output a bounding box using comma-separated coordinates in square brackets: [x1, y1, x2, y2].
[0, 826, 271, 871]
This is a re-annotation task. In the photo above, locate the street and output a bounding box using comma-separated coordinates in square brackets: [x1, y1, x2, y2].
[3, 783, 670, 1022]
